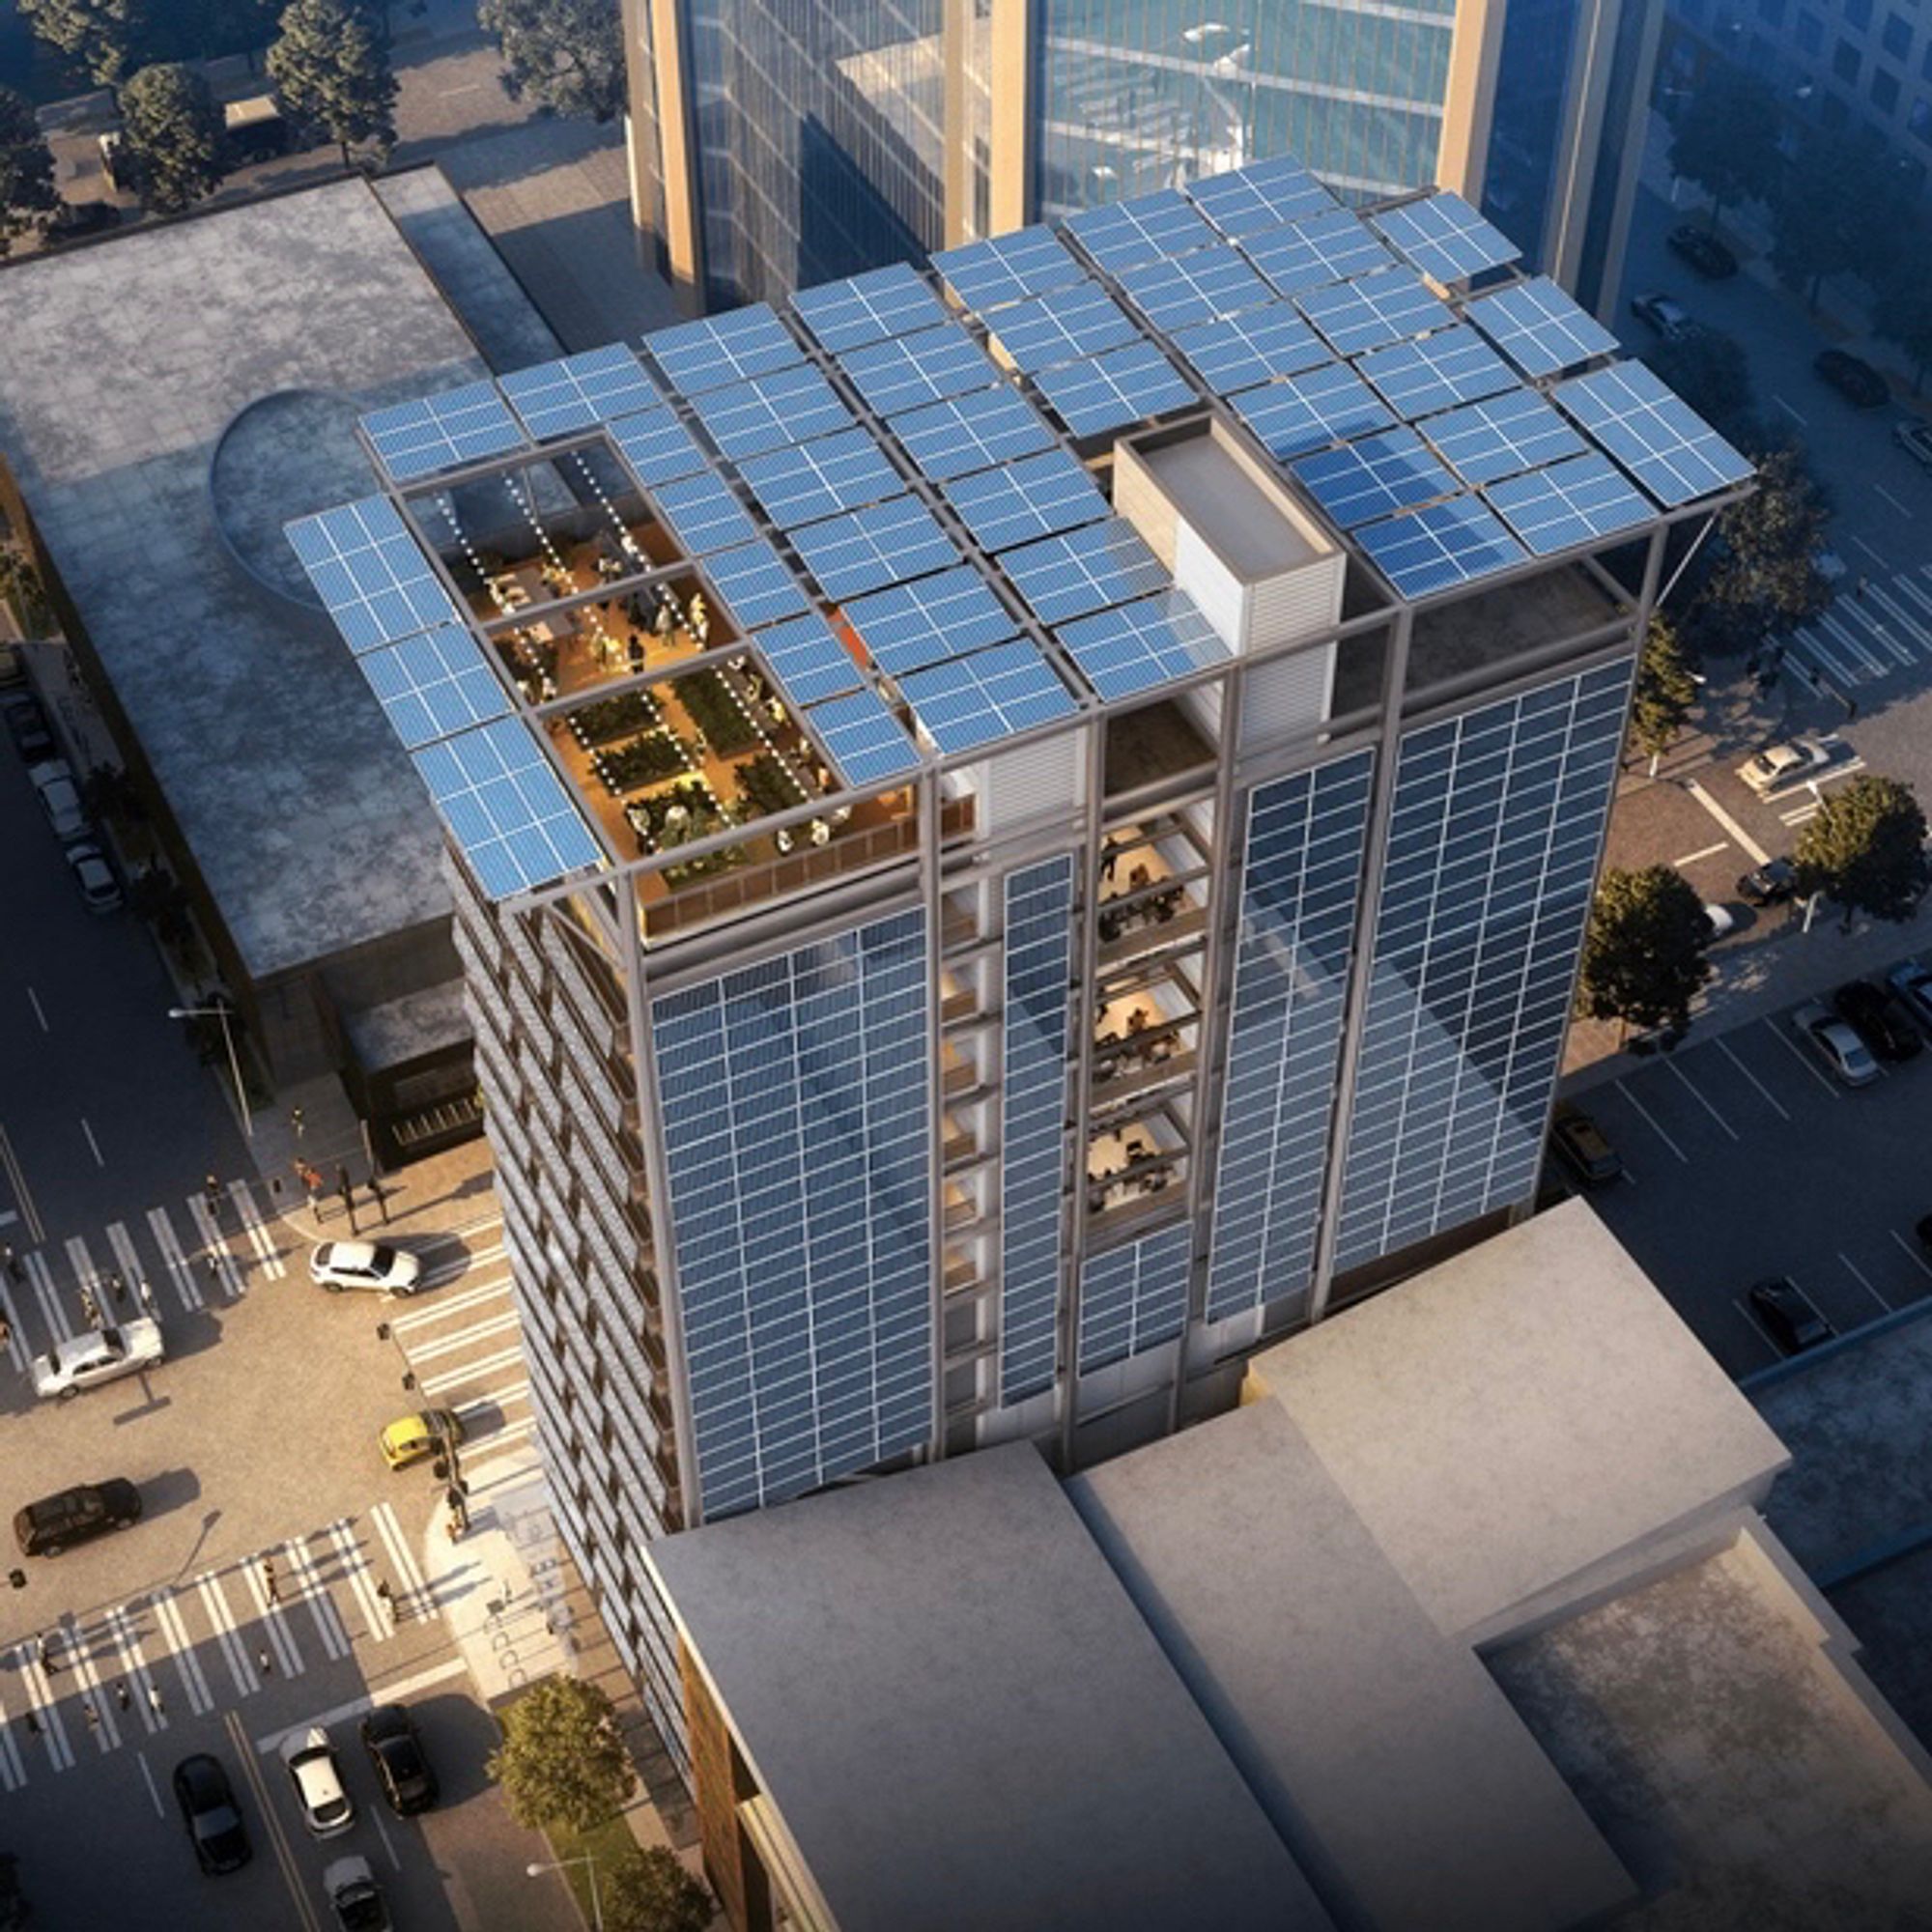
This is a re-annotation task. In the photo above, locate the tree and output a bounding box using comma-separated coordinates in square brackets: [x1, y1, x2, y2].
[1641, 327, 1757, 447]
[1795, 774, 1928, 924]
[1577, 865, 1712, 1039]
[1768, 127, 1909, 310]
[487, 1677, 635, 1833]
[479, 0, 625, 124]
[268, 0, 397, 169]
[1668, 63, 1780, 230]
[602, 1847, 715, 1932]
[118, 63, 225, 213]
[1872, 259, 1932, 397]
[1691, 445, 1833, 652]
[0, 86, 57, 258]
[16, 0, 150, 93]
[1629, 614, 1698, 763]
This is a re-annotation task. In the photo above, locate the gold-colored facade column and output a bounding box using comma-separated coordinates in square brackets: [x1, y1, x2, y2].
[987, 0, 1035, 238]
[1436, 0, 1508, 206]
[623, 0, 705, 313]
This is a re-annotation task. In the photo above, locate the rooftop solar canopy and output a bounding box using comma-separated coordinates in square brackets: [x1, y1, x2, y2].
[1551, 361, 1753, 506]
[698, 536, 813, 628]
[1184, 155, 1340, 238]
[1484, 451, 1656, 555]
[357, 621, 512, 750]
[1419, 385, 1587, 487]
[1229, 360, 1394, 461]
[1168, 303, 1332, 396]
[737, 427, 903, 528]
[843, 566, 1019, 675]
[1369, 192, 1520, 284]
[605, 406, 714, 487]
[1055, 589, 1230, 700]
[1292, 429, 1460, 530]
[1117, 244, 1277, 331]
[1034, 340, 1198, 438]
[361, 382, 526, 482]
[653, 469, 760, 555]
[900, 639, 1081, 753]
[886, 384, 1056, 481]
[788, 494, 958, 601]
[1353, 494, 1527, 599]
[499, 344, 660, 440]
[802, 688, 922, 785]
[1000, 517, 1169, 627]
[837, 322, 998, 415]
[1064, 189, 1219, 272]
[285, 497, 463, 654]
[942, 447, 1110, 552]
[931, 225, 1088, 314]
[1296, 265, 1455, 357]
[1354, 323, 1518, 419]
[987, 281, 1143, 375]
[1241, 210, 1394, 298]
[791, 261, 951, 352]
[752, 611, 867, 704]
[1466, 275, 1618, 380]
[645, 304, 805, 393]
[692, 362, 854, 460]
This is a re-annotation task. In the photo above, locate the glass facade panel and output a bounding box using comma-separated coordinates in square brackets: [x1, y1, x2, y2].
[1478, 0, 1582, 271]
[1078, 1222, 1192, 1372]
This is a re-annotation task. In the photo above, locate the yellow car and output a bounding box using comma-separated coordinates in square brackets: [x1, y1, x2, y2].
[379, 1410, 464, 1472]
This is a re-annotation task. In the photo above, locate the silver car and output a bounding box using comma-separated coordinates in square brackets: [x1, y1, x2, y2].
[1792, 1001, 1880, 1087]
[27, 759, 88, 842]
[31, 1319, 164, 1402]
[281, 1726, 355, 1839]
[1738, 737, 1831, 796]
[65, 840, 123, 913]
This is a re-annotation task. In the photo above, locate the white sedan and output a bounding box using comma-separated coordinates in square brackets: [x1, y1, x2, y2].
[281, 1726, 355, 1839]
[31, 1319, 164, 1402]
[1737, 737, 1831, 796]
[307, 1240, 423, 1296]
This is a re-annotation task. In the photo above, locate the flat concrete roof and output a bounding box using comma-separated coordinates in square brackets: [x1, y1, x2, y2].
[1069, 1399, 1633, 1932]
[1137, 434, 1330, 582]
[1247, 1202, 1790, 1642]
[643, 1443, 1331, 1932]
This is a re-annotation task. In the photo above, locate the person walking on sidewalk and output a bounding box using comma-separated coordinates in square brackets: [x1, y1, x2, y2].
[260, 1556, 278, 1605]
[146, 1682, 165, 1719]
[376, 1577, 398, 1628]
[114, 1680, 130, 1714]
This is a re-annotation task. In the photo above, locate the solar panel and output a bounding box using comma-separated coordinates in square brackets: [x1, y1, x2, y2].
[1352, 495, 1527, 599]
[361, 383, 526, 482]
[787, 494, 958, 601]
[1292, 428, 1460, 530]
[1418, 385, 1587, 487]
[1117, 244, 1276, 331]
[698, 537, 812, 628]
[285, 497, 463, 654]
[792, 262, 950, 352]
[900, 639, 1080, 753]
[1370, 191, 1520, 284]
[653, 470, 760, 555]
[605, 406, 712, 487]
[837, 323, 998, 415]
[843, 566, 1018, 675]
[988, 281, 1141, 375]
[1168, 302, 1332, 396]
[942, 448, 1109, 552]
[1184, 156, 1339, 239]
[1055, 589, 1229, 700]
[737, 427, 902, 527]
[1466, 275, 1617, 380]
[752, 611, 866, 704]
[1034, 340, 1197, 438]
[931, 225, 1088, 314]
[644, 304, 805, 393]
[499, 345, 660, 440]
[412, 716, 604, 898]
[1296, 266, 1454, 357]
[692, 362, 853, 461]
[803, 688, 922, 786]
[1064, 189, 1218, 272]
[886, 384, 1055, 481]
[1000, 517, 1169, 626]
[1484, 451, 1657, 555]
[357, 621, 512, 750]
[1242, 210, 1394, 298]
[1354, 323, 1520, 419]
[1229, 360, 1394, 461]
[1552, 363, 1753, 506]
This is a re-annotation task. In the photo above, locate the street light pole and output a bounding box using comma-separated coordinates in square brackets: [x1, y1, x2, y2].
[526, 1857, 603, 1931]
[167, 1004, 253, 1139]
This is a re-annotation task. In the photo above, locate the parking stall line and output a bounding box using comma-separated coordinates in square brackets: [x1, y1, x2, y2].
[327, 1517, 394, 1642]
[1762, 1016, 1843, 1098]
[419, 1343, 526, 1396]
[185, 1195, 245, 1299]
[64, 1617, 122, 1752]
[1672, 840, 1730, 867]
[147, 1207, 203, 1312]
[1876, 482, 1914, 519]
[22, 1251, 71, 1342]
[194, 1574, 260, 1697]
[1683, 781, 1772, 867]
[1888, 1227, 1932, 1282]
[371, 1501, 430, 1609]
[1662, 1058, 1740, 1141]
[149, 1588, 214, 1716]
[228, 1181, 286, 1279]
[1712, 1037, 1792, 1121]
[242, 1560, 305, 1680]
[105, 1605, 164, 1736]
[285, 1535, 352, 1662]
[1838, 1253, 1894, 1315]
[1611, 1080, 1690, 1165]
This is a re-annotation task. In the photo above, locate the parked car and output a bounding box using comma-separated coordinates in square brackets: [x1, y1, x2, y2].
[1666, 223, 1739, 278]
[1814, 348, 1889, 408]
[1630, 291, 1693, 337]
[1737, 857, 1798, 906]
[1832, 980, 1923, 1062]
[1703, 902, 1737, 941]
[65, 839, 123, 914]
[1894, 421, 1932, 471]
[0, 639, 22, 689]
[324, 1855, 390, 1932]
[379, 1409, 464, 1473]
[1748, 1276, 1835, 1353]
[1737, 737, 1830, 795]
[26, 759, 87, 841]
[281, 1727, 355, 1840]
[359, 1704, 439, 1815]
[172, 1752, 251, 1876]
[1548, 1103, 1622, 1186]
[1886, 958, 1932, 1033]
[13, 1478, 142, 1557]
[1, 693, 53, 762]
[30, 1317, 163, 1402]
[42, 199, 120, 247]
[308, 1240, 423, 1295]
[1791, 1000, 1880, 1086]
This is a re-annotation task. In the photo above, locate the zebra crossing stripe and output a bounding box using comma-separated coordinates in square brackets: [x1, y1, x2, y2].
[64, 1236, 102, 1315]
[147, 1207, 203, 1313]
[104, 1604, 164, 1736]
[0, 1674, 25, 1790]
[16, 1648, 75, 1772]
[393, 1275, 512, 1331]
[1815, 609, 1889, 678]
[420, 1343, 526, 1397]
[150, 1589, 214, 1715]
[371, 1501, 431, 1610]
[1863, 585, 1930, 663]
[285, 1535, 352, 1662]
[0, 1279, 25, 1369]
[409, 1307, 522, 1363]
[22, 1251, 71, 1342]
[1891, 572, 1932, 626]
[194, 1575, 259, 1697]
[242, 1558, 305, 1679]
[185, 1196, 245, 1300]
[63, 1616, 121, 1752]
[1835, 595, 1916, 668]
[227, 1181, 286, 1279]
[106, 1221, 149, 1313]
[328, 1517, 394, 1642]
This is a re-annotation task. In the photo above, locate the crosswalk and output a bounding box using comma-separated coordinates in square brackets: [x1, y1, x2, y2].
[1786, 563, 1932, 693]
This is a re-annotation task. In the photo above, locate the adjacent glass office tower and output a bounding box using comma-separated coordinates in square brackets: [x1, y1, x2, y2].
[289, 160, 1747, 1756]
[623, 0, 1663, 316]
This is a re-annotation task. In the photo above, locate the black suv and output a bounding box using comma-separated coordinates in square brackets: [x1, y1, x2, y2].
[173, 1753, 251, 1875]
[1748, 1277, 1834, 1354]
[1, 695, 54, 765]
[1737, 857, 1797, 907]
[1814, 348, 1889, 408]
[1832, 980, 1923, 1062]
[1548, 1103, 1622, 1186]
[360, 1703, 439, 1815]
[1666, 223, 1739, 278]
[13, 1478, 142, 1556]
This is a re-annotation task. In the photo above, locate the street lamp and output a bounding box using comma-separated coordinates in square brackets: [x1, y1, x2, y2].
[167, 1003, 253, 1139]
[526, 1857, 603, 1931]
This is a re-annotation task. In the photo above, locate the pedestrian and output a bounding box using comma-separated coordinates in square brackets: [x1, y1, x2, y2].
[0, 1316, 11, 1353]
[108, 1270, 127, 1308]
[0, 1244, 12, 1279]
[79, 1287, 100, 1330]
[114, 1680, 130, 1714]
[256, 1648, 272, 1678]
[444, 1510, 462, 1544]
[137, 1277, 156, 1319]
[376, 1577, 397, 1626]
[83, 1702, 98, 1732]
[38, 1634, 56, 1675]
[206, 1254, 221, 1287]
[204, 1173, 221, 1208]
[146, 1682, 165, 1718]
[289, 1106, 304, 1141]
[261, 1557, 278, 1605]
[23, 1711, 40, 1738]
[1856, 574, 1869, 601]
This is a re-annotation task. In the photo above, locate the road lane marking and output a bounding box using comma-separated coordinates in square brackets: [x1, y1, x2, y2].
[0, 1280, 25, 1368]
[227, 1708, 324, 1932]
[15, 1647, 75, 1772]
[1790, 622, 1859, 685]
[105, 1604, 163, 1736]
[456, 1379, 531, 1424]
[195, 1574, 259, 1696]
[1889, 1228, 1932, 1281]
[106, 1221, 148, 1315]
[1864, 584, 1929, 661]
[1838, 1252, 1892, 1314]
[371, 1794, 401, 1870]
[150, 1588, 214, 1715]
[1672, 840, 1730, 867]
[1815, 610, 1889, 677]
[1683, 781, 1771, 867]
[391, 1274, 513, 1329]
[242, 1558, 305, 1680]
[1773, 394, 1805, 426]
[147, 1206, 203, 1312]
[185, 1195, 245, 1299]
[0, 1675, 26, 1789]
[64, 1616, 122, 1751]
[1713, 1037, 1792, 1121]
[228, 1180, 286, 1278]
[285, 1535, 352, 1662]
[0, 1124, 44, 1242]
[1875, 482, 1913, 518]
[416, 1212, 506, 1253]
[1852, 534, 1891, 568]
[419, 1240, 509, 1290]
[78, 1118, 104, 1168]
[1611, 1081, 1690, 1164]
[24, 987, 47, 1033]
[418, 1342, 526, 1394]
[407, 1307, 521, 1362]
[371, 1501, 430, 1607]
[327, 1517, 394, 1642]
[1763, 1014, 1843, 1096]
[1830, 594, 1915, 668]
[1663, 1058, 1740, 1140]
[23, 1250, 71, 1341]
[251, 1657, 469, 1759]
[135, 1749, 164, 1817]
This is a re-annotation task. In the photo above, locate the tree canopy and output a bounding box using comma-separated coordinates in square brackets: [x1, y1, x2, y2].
[1872, 258, 1932, 396]
[1794, 774, 1928, 923]
[1669, 63, 1780, 227]
[602, 1846, 715, 1932]
[1690, 445, 1833, 653]
[118, 62, 225, 213]
[268, 0, 397, 167]
[17, 0, 149, 92]
[1577, 865, 1713, 1037]
[487, 1677, 635, 1833]
[1629, 614, 1699, 761]
[0, 86, 58, 258]
[1768, 126, 1911, 309]
[478, 0, 626, 123]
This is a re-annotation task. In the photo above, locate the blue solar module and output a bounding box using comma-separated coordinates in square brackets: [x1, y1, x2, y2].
[837, 322, 997, 416]
[697, 537, 811, 628]
[1485, 451, 1656, 555]
[1370, 191, 1520, 284]
[360, 382, 526, 482]
[1055, 589, 1229, 700]
[1354, 323, 1519, 419]
[942, 448, 1109, 552]
[1292, 428, 1460, 529]
[1466, 275, 1617, 380]
[787, 494, 958, 601]
[1296, 266, 1454, 357]
[1118, 244, 1276, 331]
[737, 427, 902, 527]
[412, 716, 604, 899]
[499, 345, 660, 440]
[1552, 362, 1753, 506]
[1033, 340, 1197, 438]
[605, 406, 713, 487]
[1064, 189, 1218, 272]
[1184, 155, 1339, 239]
[1242, 209, 1394, 298]
[1168, 302, 1332, 396]
[843, 566, 1018, 675]
[691, 362, 853, 461]
[285, 497, 463, 654]
[652, 470, 760, 555]
[1419, 386, 1587, 487]
[803, 688, 922, 786]
[999, 517, 1169, 627]
[1353, 495, 1527, 599]
[357, 622, 511, 750]
[644, 304, 805, 393]
[1228, 360, 1394, 460]
[792, 262, 950, 352]
[931, 225, 1088, 314]
[987, 281, 1141, 375]
[751, 611, 866, 704]
[886, 384, 1055, 480]
[900, 639, 1079, 753]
